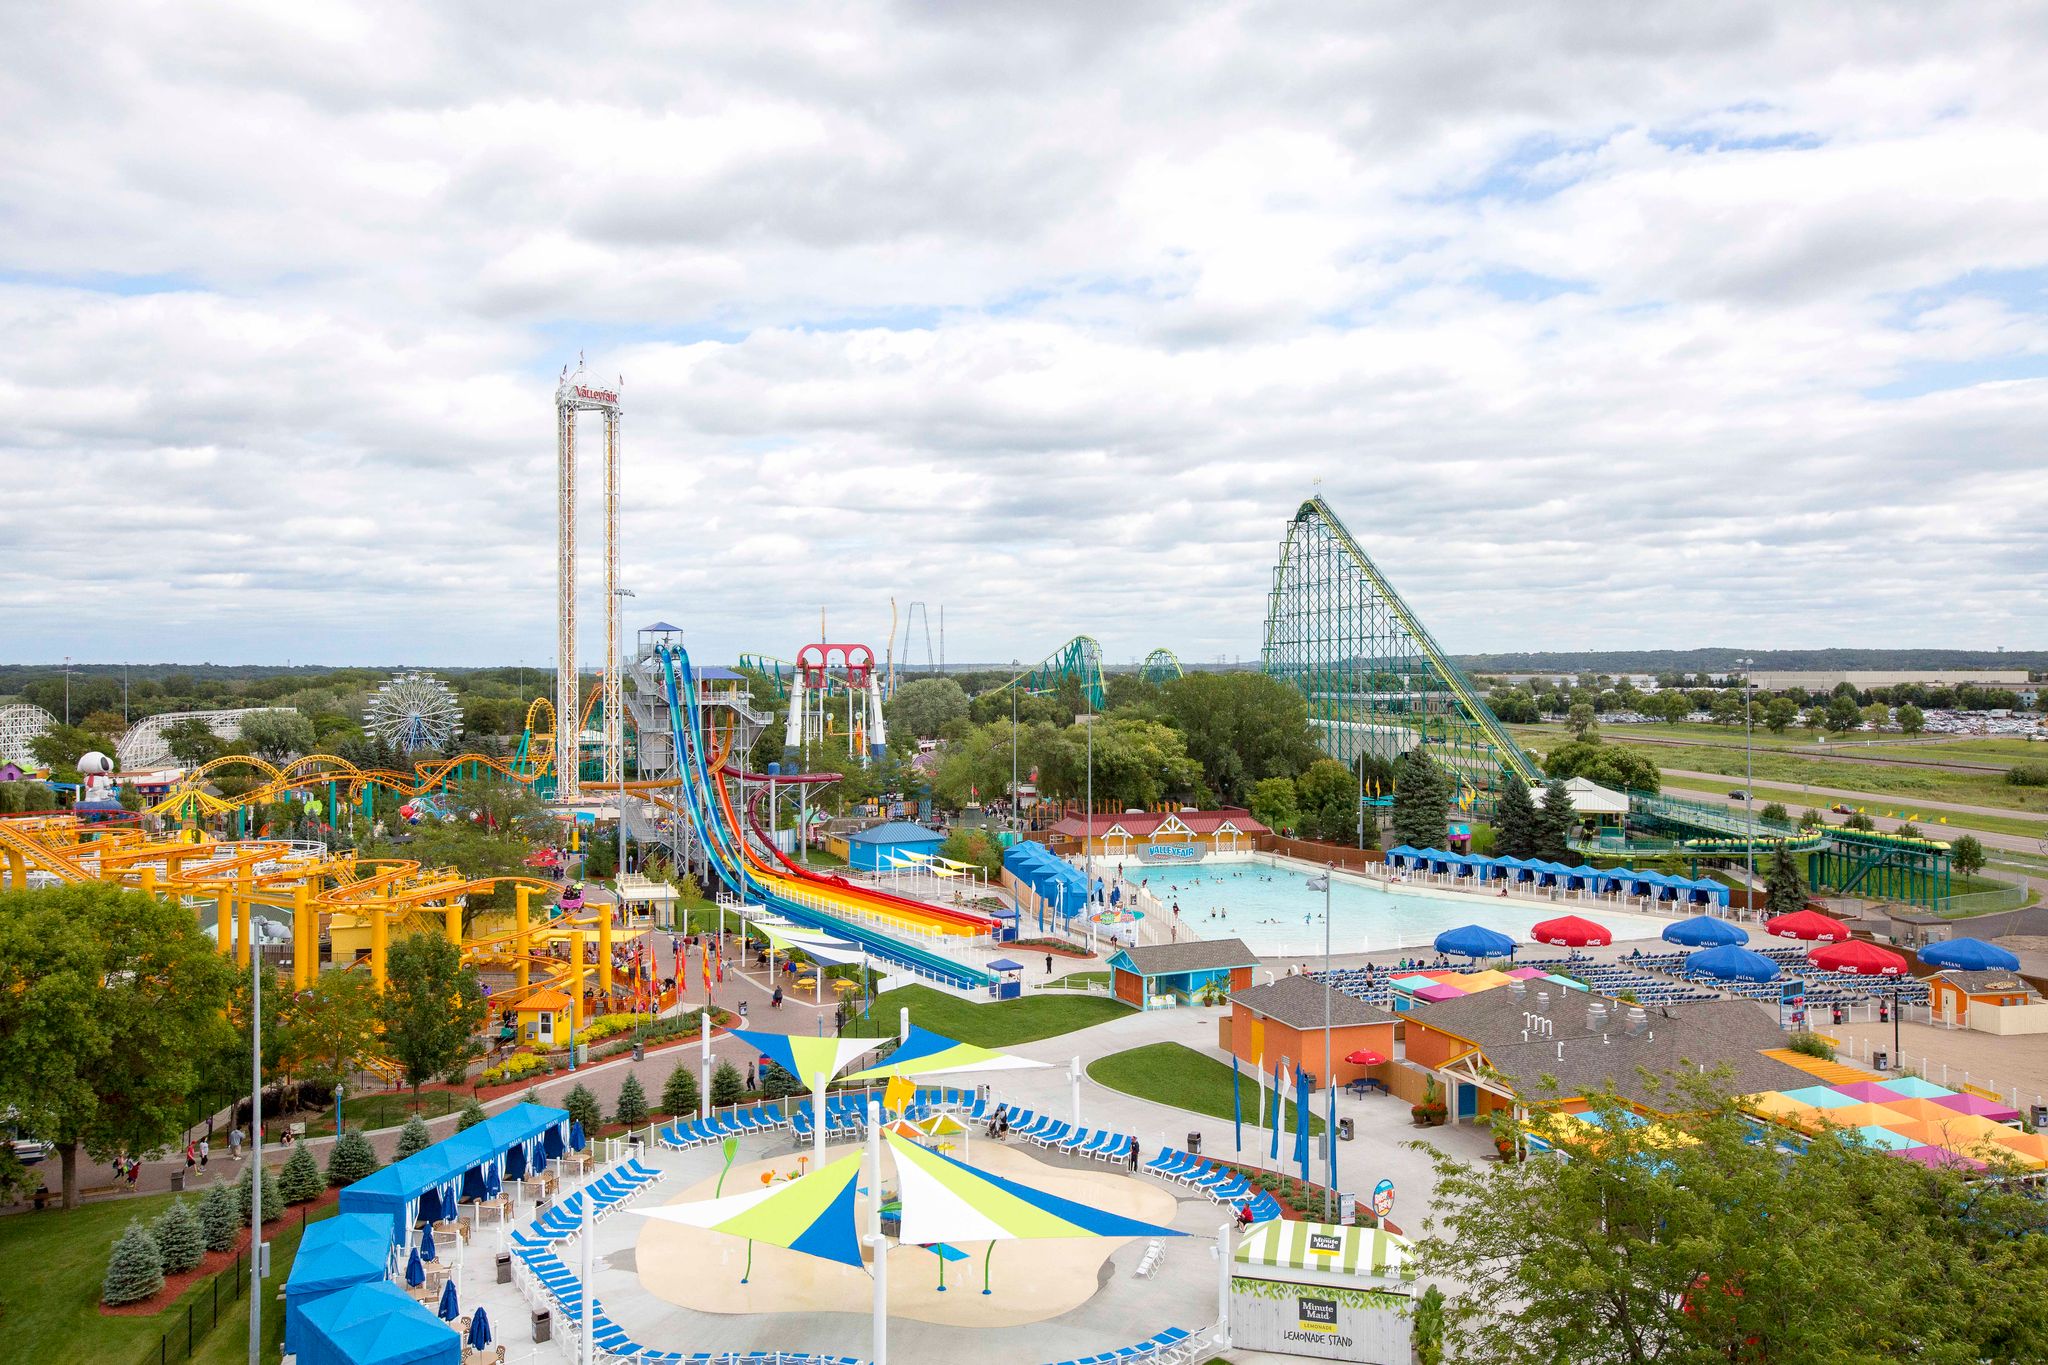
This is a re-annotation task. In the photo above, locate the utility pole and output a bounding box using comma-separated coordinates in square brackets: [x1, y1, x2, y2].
[1739, 658, 1756, 897]
[247, 932, 266, 1363]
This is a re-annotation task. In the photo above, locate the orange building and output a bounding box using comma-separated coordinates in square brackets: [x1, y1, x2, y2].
[1224, 975, 1398, 1091]
[1928, 969, 2048, 1034]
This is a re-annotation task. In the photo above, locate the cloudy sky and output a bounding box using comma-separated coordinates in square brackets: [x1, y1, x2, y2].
[4, 2, 2045, 669]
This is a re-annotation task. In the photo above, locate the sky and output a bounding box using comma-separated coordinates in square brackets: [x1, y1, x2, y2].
[3, 1, 2045, 670]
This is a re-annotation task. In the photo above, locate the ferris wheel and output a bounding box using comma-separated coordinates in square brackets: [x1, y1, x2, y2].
[365, 672, 464, 753]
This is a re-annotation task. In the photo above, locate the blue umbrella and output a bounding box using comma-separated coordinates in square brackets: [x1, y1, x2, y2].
[570, 1120, 587, 1152]
[437, 1278, 459, 1322]
[417, 1225, 437, 1263]
[532, 1148, 548, 1175]
[1686, 944, 1780, 982]
[505, 1142, 527, 1180]
[1663, 915, 1747, 948]
[468, 1308, 492, 1351]
[1917, 938, 2020, 972]
[485, 1165, 502, 1198]
[405, 1247, 425, 1287]
[1434, 924, 1517, 959]
[418, 1187, 443, 1224]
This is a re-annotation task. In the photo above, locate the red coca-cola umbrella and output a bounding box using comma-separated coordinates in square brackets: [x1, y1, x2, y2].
[1344, 1049, 1387, 1066]
[1764, 909, 1849, 943]
[1530, 915, 1613, 948]
[1808, 938, 1912, 1064]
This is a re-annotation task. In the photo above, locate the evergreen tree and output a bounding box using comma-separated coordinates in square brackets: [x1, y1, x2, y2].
[102, 1218, 165, 1306]
[457, 1097, 488, 1131]
[1493, 779, 1538, 859]
[613, 1073, 649, 1126]
[199, 1181, 240, 1252]
[327, 1129, 379, 1187]
[1764, 843, 1808, 917]
[278, 1145, 323, 1204]
[395, 1114, 433, 1159]
[1532, 780, 1576, 864]
[563, 1083, 602, 1135]
[758, 1062, 802, 1102]
[152, 1198, 205, 1275]
[235, 1164, 283, 1224]
[661, 1063, 699, 1118]
[710, 1059, 745, 1108]
[1390, 750, 1449, 850]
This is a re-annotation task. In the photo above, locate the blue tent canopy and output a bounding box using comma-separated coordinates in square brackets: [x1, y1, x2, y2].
[1918, 938, 2021, 972]
[1686, 944, 1780, 982]
[297, 1280, 459, 1365]
[1003, 843, 1089, 918]
[339, 1103, 569, 1244]
[1435, 924, 1517, 958]
[1664, 916, 1748, 947]
[284, 1213, 393, 1358]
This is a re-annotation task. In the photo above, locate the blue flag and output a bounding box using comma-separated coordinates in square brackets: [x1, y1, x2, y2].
[1293, 1066, 1311, 1182]
[1231, 1050, 1243, 1154]
[1269, 1060, 1285, 1162]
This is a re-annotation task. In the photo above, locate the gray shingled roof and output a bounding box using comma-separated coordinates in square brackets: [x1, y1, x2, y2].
[1114, 938, 1259, 975]
[1936, 969, 2034, 995]
[1230, 975, 1398, 1030]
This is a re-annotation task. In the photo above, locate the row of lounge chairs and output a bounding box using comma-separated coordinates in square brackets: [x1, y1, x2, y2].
[1141, 1148, 1282, 1222]
[659, 1105, 789, 1149]
[1043, 1326, 1199, 1365]
[588, 1296, 867, 1365]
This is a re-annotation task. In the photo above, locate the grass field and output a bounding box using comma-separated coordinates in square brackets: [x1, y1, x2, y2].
[1657, 773, 2048, 840]
[1088, 1042, 1324, 1136]
[296, 1088, 464, 1138]
[848, 984, 1129, 1045]
[1048, 971, 1110, 989]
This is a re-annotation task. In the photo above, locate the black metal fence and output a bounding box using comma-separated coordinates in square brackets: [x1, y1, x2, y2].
[134, 1203, 337, 1365]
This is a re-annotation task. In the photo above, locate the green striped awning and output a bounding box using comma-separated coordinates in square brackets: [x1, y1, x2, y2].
[1233, 1220, 1416, 1279]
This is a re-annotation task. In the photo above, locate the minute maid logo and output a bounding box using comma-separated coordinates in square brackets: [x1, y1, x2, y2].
[1307, 1232, 1343, 1257]
[1297, 1296, 1339, 1333]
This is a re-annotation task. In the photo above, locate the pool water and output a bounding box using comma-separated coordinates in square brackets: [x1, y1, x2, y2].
[1123, 858, 1670, 958]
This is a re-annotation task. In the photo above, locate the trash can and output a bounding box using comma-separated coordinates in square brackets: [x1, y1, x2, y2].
[496, 1252, 512, 1285]
[632, 1042, 646, 1062]
[532, 1309, 552, 1343]
[170, 1170, 186, 1193]
[1186, 1132, 1201, 1155]
[2031, 1104, 2048, 1129]
[1339, 1117, 1355, 1142]
[1873, 1051, 1889, 1071]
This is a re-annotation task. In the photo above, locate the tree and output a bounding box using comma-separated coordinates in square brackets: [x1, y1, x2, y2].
[1489, 687, 1540, 724]
[1764, 697, 1797, 734]
[563, 1083, 602, 1134]
[1844, 811, 1876, 832]
[1797, 807, 1824, 830]
[327, 1129, 379, 1187]
[1764, 843, 1808, 916]
[1248, 775, 1300, 835]
[457, 1097, 488, 1131]
[1565, 702, 1597, 741]
[161, 716, 224, 767]
[1759, 801, 1788, 826]
[29, 722, 117, 784]
[1157, 672, 1319, 805]
[614, 1072, 649, 1125]
[710, 1059, 745, 1107]
[1897, 703, 1925, 736]
[1952, 835, 1986, 879]
[1532, 780, 1575, 863]
[1493, 779, 1538, 859]
[1294, 758, 1359, 843]
[278, 1144, 324, 1204]
[662, 1063, 700, 1118]
[937, 828, 1004, 882]
[379, 933, 485, 1104]
[1825, 692, 1863, 733]
[1390, 750, 1449, 850]
[885, 677, 970, 741]
[237, 710, 316, 763]
[0, 884, 235, 1207]
[200, 1182, 241, 1251]
[1541, 738, 1660, 795]
[153, 1198, 205, 1275]
[395, 1114, 433, 1159]
[102, 1219, 165, 1306]
[1646, 690, 1692, 725]
[236, 1162, 283, 1224]
[758, 1061, 802, 1101]
[275, 965, 386, 1092]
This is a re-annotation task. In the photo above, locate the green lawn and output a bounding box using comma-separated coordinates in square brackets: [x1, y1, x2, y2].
[1088, 1042, 1325, 1136]
[0, 1183, 322, 1365]
[1657, 773, 2048, 840]
[295, 1087, 463, 1138]
[847, 984, 1129, 1045]
[1048, 971, 1110, 989]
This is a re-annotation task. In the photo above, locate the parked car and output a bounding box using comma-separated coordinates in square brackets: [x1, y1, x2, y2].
[10, 1139, 50, 1165]
[1831, 803, 1853, 815]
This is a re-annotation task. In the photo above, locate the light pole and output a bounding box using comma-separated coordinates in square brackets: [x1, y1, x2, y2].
[1084, 694, 1095, 915]
[63, 655, 70, 725]
[1738, 658, 1755, 897]
[1009, 672, 1053, 840]
[1307, 864, 1334, 1219]
[248, 933, 267, 1363]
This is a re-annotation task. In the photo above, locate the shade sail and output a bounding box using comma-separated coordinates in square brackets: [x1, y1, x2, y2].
[1686, 945, 1780, 982]
[1529, 915, 1612, 948]
[1808, 940, 1908, 976]
[885, 1133, 1183, 1246]
[843, 1025, 1049, 1081]
[753, 920, 867, 966]
[1764, 909, 1849, 942]
[730, 1029, 879, 1088]
[1433, 924, 1517, 958]
[1917, 938, 2021, 972]
[633, 1151, 866, 1270]
[1663, 916, 1748, 947]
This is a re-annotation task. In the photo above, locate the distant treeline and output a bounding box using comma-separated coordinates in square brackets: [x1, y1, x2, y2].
[1450, 648, 2048, 676]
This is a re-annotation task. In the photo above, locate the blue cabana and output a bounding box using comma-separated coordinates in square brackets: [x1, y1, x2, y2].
[1686, 945, 1781, 982]
[1681, 876, 1731, 907]
[339, 1103, 569, 1244]
[1383, 845, 1423, 868]
[1664, 916, 1747, 948]
[283, 1213, 393, 1358]
[1918, 938, 2021, 972]
[296, 1280, 459, 1365]
[1564, 864, 1601, 890]
[1435, 924, 1518, 959]
[1003, 843, 1090, 924]
[847, 820, 946, 872]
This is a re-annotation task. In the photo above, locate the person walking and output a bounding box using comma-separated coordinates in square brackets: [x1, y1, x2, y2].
[229, 1127, 244, 1162]
[185, 1140, 197, 1171]
[198, 1136, 210, 1169]
[1044, 953, 1053, 975]
[1128, 1137, 1141, 1172]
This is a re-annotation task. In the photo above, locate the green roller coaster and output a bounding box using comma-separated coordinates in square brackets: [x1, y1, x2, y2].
[988, 635, 1106, 712]
[1140, 648, 1184, 685]
[1262, 497, 1539, 803]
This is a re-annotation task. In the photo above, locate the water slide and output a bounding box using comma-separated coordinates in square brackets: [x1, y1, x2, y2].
[654, 644, 993, 990]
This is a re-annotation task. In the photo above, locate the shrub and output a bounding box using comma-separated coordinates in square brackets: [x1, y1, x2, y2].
[2006, 763, 2048, 787]
[457, 1098, 488, 1131]
[759, 1062, 802, 1101]
[563, 1084, 602, 1135]
[236, 1164, 283, 1224]
[614, 1073, 649, 1125]
[102, 1219, 165, 1306]
[152, 1198, 205, 1275]
[710, 1059, 744, 1107]
[1844, 812, 1876, 832]
[278, 1145, 324, 1204]
[479, 1052, 550, 1087]
[327, 1130, 380, 1187]
[1760, 802, 1788, 826]
[395, 1114, 433, 1159]
[579, 1013, 654, 1043]
[1788, 1031, 1837, 1061]
[661, 1063, 699, 1118]
[199, 1183, 240, 1252]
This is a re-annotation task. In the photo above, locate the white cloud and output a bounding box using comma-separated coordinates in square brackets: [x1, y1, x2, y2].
[2, 0, 2045, 667]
